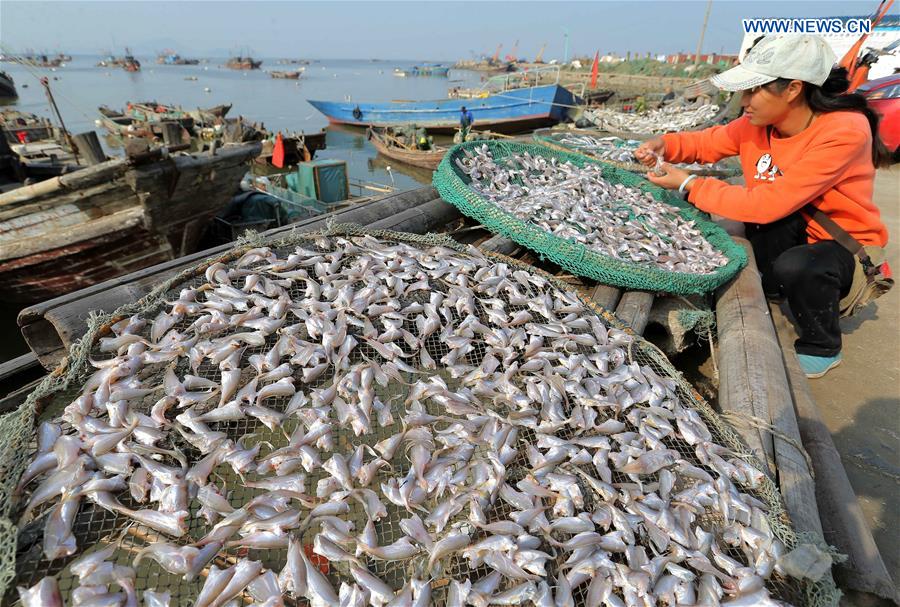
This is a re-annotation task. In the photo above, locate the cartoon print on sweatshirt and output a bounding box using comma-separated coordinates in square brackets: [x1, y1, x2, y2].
[754, 153, 781, 181]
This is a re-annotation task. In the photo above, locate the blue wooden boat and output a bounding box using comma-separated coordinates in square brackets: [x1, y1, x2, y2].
[307, 84, 579, 134]
[395, 64, 450, 77]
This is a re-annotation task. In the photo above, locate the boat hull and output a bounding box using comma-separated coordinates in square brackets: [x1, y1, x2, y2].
[0, 72, 16, 99]
[308, 84, 578, 134]
[0, 142, 261, 303]
[367, 128, 446, 170]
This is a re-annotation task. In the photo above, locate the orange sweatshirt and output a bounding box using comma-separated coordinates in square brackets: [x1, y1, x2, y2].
[661, 111, 888, 246]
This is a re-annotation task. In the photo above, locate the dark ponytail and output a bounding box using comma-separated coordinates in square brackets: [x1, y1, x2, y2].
[769, 67, 892, 167]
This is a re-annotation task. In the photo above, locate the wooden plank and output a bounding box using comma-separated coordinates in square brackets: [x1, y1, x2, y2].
[0, 378, 41, 416]
[0, 352, 39, 386]
[614, 291, 654, 335]
[480, 235, 520, 255]
[368, 198, 460, 233]
[1, 206, 145, 260]
[18, 187, 441, 368]
[773, 309, 898, 603]
[714, 237, 777, 473]
[71, 131, 106, 165]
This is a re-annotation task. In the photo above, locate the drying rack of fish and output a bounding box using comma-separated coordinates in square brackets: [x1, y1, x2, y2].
[537, 133, 739, 177]
[452, 146, 729, 275]
[583, 105, 721, 136]
[11, 231, 808, 607]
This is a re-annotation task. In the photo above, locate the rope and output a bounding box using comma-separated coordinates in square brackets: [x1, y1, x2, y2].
[719, 411, 816, 480]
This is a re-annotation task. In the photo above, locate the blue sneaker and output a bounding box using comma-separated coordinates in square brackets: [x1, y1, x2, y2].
[797, 353, 842, 378]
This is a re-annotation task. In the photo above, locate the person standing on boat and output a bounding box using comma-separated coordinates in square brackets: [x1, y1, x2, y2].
[635, 34, 892, 379]
[459, 106, 474, 139]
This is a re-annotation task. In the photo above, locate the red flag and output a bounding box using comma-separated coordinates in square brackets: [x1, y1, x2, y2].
[272, 132, 285, 168]
[589, 51, 600, 89]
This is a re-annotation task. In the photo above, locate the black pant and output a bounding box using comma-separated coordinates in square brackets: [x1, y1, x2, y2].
[745, 213, 855, 357]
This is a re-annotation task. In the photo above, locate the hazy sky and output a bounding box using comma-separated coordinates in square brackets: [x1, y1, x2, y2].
[0, 1, 890, 61]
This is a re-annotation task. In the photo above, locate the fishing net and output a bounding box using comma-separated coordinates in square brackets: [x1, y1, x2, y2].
[532, 131, 742, 178]
[0, 225, 837, 607]
[432, 140, 747, 296]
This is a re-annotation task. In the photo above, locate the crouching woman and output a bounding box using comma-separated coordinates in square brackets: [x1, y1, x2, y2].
[636, 34, 893, 378]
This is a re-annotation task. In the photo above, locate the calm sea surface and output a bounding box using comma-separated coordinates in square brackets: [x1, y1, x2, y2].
[0, 56, 485, 363]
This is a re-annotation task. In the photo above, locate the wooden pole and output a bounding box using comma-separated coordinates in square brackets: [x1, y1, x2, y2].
[71, 131, 106, 165]
[39, 77, 79, 165]
[590, 285, 622, 312]
[693, 0, 713, 72]
[480, 234, 520, 255]
[714, 237, 777, 472]
[614, 291, 655, 335]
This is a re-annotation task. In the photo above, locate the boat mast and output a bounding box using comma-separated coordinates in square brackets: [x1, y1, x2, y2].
[692, 0, 713, 72]
[39, 76, 80, 164]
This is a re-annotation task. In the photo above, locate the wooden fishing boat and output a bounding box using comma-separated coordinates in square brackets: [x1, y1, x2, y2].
[194, 103, 232, 120]
[308, 83, 580, 134]
[270, 70, 303, 80]
[226, 56, 262, 70]
[122, 51, 141, 72]
[156, 52, 200, 65]
[0, 72, 16, 99]
[105, 101, 231, 126]
[1, 110, 54, 143]
[254, 129, 327, 165]
[0, 141, 261, 303]
[367, 127, 447, 170]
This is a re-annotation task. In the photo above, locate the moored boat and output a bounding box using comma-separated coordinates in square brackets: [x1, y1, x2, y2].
[0, 141, 261, 303]
[157, 52, 200, 65]
[366, 126, 447, 170]
[1, 110, 55, 143]
[308, 83, 579, 134]
[0, 71, 17, 99]
[270, 70, 303, 79]
[226, 56, 262, 70]
[123, 50, 141, 72]
[394, 64, 450, 77]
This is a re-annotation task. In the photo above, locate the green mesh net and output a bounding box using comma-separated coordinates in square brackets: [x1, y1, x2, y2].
[432, 140, 747, 296]
[0, 225, 838, 607]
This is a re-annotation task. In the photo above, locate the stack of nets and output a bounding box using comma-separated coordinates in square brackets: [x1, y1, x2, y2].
[0, 226, 838, 606]
[534, 131, 741, 178]
[433, 141, 746, 295]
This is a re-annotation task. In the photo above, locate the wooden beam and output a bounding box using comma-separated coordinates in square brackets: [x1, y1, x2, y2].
[614, 291, 654, 335]
[773, 310, 898, 603]
[368, 198, 460, 233]
[480, 234, 521, 255]
[714, 237, 777, 473]
[589, 284, 622, 312]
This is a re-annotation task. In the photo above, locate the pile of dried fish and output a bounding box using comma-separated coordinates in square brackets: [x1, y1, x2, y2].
[17, 234, 789, 606]
[552, 134, 735, 173]
[454, 146, 729, 274]
[584, 104, 720, 135]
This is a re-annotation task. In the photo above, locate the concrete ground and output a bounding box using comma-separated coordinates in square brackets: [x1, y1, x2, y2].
[803, 167, 900, 588]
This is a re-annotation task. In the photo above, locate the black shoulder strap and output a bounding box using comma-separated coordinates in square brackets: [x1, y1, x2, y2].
[803, 204, 879, 277]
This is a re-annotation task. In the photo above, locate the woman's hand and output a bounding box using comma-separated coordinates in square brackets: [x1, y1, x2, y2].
[646, 163, 692, 191]
[633, 137, 666, 167]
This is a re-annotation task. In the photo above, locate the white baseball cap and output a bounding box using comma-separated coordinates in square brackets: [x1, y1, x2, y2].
[711, 34, 837, 91]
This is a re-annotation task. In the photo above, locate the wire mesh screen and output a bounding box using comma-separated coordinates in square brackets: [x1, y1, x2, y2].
[7, 226, 831, 607]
